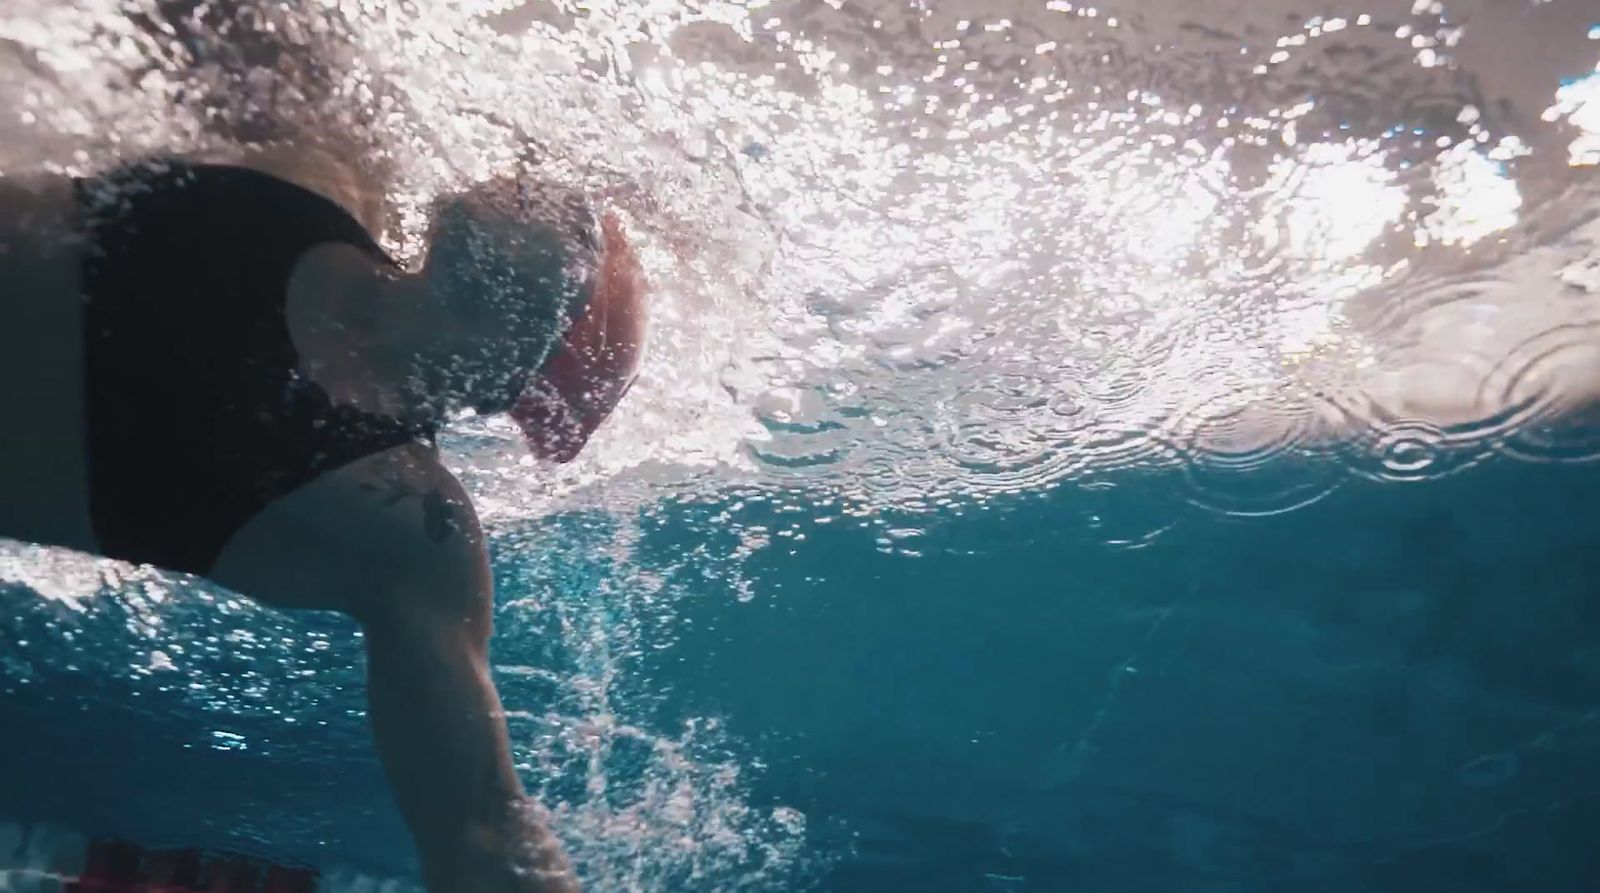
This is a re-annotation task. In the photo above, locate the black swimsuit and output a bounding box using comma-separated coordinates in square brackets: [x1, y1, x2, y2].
[78, 160, 436, 576]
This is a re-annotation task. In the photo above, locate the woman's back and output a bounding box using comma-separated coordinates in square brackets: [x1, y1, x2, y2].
[77, 159, 430, 575]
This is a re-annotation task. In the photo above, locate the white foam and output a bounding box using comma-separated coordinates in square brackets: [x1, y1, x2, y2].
[0, 870, 62, 893]
[0, 822, 85, 877]
[317, 869, 423, 893]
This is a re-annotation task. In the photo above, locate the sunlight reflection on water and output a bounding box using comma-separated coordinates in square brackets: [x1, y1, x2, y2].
[2, 0, 1599, 887]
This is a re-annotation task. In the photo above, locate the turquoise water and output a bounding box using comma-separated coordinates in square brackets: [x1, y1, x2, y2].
[5, 1, 1600, 889]
[6, 451, 1599, 890]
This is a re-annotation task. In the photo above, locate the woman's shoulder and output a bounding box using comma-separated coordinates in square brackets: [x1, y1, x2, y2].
[89, 144, 388, 239]
[207, 441, 492, 612]
[231, 142, 390, 238]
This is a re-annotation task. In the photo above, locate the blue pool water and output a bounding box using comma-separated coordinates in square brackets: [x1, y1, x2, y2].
[5, 1, 1600, 889]
[5, 451, 1599, 891]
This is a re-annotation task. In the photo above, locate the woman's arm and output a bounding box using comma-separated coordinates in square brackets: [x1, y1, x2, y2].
[208, 447, 580, 893]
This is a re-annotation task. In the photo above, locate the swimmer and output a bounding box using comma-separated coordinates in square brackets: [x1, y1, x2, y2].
[0, 157, 649, 893]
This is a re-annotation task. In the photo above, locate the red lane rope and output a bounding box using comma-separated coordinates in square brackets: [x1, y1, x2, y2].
[66, 839, 317, 893]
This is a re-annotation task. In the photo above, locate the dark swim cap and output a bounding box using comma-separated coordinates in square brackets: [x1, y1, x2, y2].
[510, 212, 648, 462]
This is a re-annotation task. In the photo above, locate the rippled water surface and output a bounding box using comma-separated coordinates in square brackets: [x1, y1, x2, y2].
[2, 0, 1599, 890]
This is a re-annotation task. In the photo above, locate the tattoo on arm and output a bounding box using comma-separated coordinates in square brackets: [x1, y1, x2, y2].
[364, 463, 465, 544]
[422, 489, 461, 543]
